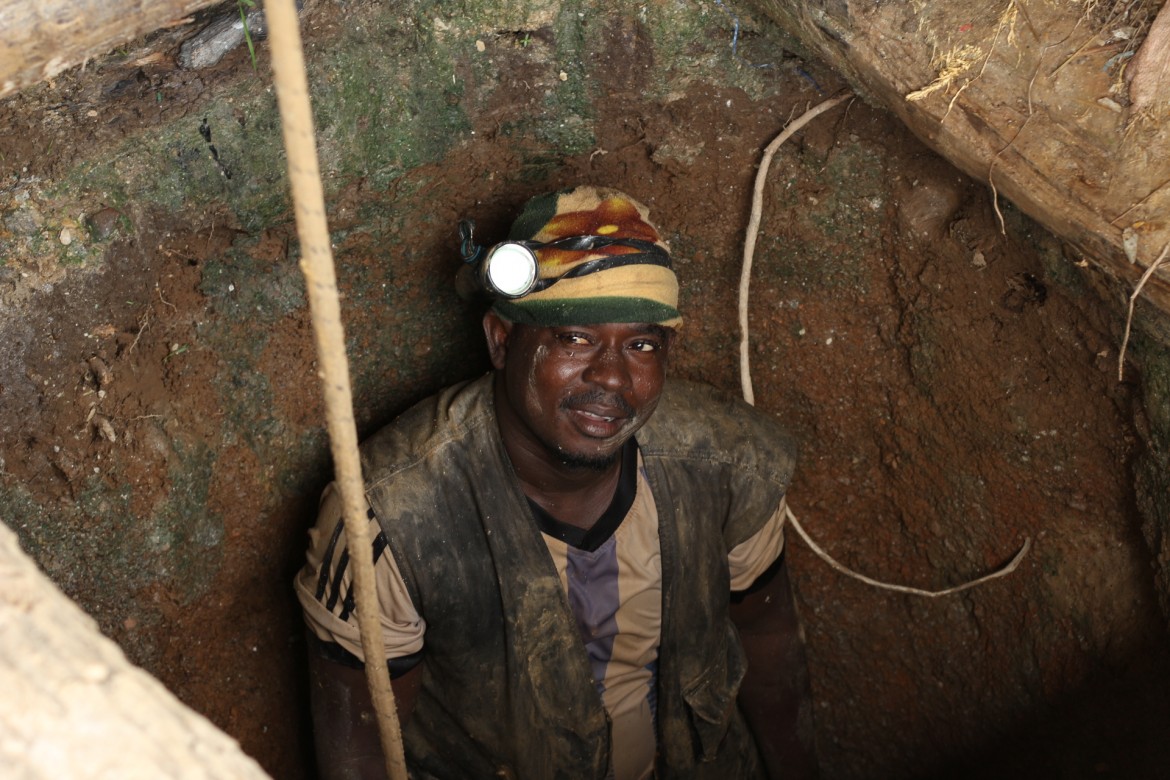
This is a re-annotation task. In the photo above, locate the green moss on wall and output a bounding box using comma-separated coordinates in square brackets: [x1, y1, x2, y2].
[2, 436, 222, 613]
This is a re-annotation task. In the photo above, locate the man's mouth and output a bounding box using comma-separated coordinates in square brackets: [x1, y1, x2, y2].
[567, 408, 628, 439]
[577, 408, 622, 423]
[562, 392, 634, 435]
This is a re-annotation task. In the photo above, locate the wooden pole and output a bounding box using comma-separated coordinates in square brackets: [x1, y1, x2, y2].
[0, 0, 223, 99]
[263, 1, 409, 779]
[0, 522, 273, 779]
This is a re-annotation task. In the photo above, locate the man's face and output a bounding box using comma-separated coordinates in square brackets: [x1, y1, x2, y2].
[485, 314, 673, 471]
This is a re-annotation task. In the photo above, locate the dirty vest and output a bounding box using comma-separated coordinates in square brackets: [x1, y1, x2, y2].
[361, 373, 796, 779]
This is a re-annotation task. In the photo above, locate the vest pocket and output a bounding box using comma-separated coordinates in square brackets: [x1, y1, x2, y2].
[680, 632, 746, 762]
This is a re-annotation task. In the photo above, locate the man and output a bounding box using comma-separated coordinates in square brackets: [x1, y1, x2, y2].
[295, 186, 815, 779]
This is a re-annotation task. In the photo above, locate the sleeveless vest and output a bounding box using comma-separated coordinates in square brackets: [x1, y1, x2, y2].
[361, 374, 796, 779]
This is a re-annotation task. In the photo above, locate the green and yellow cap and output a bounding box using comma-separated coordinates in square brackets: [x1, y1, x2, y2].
[491, 186, 682, 329]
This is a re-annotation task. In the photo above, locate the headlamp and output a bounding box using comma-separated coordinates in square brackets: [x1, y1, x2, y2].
[479, 241, 541, 298]
[457, 220, 539, 300]
[456, 218, 671, 302]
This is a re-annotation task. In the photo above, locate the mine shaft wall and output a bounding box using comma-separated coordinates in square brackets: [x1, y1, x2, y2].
[747, 0, 1170, 653]
[2, 1, 1169, 779]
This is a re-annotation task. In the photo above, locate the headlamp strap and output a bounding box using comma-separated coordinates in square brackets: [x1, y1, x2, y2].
[457, 217, 672, 302]
[461, 220, 667, 265]
[542, 235, 665, 257]
[458, 219, 484, 265]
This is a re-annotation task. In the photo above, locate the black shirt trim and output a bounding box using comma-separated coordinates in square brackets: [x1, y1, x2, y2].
[729, 550, 785, 603]
[527, 438, 638, 552]
[308, 632, 423, 680]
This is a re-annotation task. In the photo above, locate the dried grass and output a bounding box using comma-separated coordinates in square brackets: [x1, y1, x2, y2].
[906, 0, 1021, 107]
[906, 44, 984, 103]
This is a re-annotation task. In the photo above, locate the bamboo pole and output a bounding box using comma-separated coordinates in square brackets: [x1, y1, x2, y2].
[263, 1, 408, 778]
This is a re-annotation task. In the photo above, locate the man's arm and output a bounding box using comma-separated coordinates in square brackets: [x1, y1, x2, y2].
[730, 555, 818, 780]
[306, 634, 422, 780]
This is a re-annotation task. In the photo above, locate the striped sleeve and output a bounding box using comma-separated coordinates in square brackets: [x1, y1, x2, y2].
[293, 483, 425, 662]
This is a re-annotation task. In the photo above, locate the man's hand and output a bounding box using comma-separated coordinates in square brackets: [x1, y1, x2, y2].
[730, 556, 818, 780]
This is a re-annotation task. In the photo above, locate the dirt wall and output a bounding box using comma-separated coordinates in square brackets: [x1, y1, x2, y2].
[1, 1, 1169, 778]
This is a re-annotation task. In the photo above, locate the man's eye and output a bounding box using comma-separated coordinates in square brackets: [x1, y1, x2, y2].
[630, 340, 659, 353]
[559, 333, 591, 347]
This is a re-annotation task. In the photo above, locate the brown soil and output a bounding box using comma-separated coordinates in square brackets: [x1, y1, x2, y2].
[2, 5, 1168, 780]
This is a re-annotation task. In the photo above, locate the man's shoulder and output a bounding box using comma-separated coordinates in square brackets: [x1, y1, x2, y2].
[360, 373, 497, 486]
[650, 378, 791, 436]
[641, 378, 797, 479]
[654, 378, 747, 418]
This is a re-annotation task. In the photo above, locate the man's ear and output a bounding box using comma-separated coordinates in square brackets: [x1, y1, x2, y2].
[482, 311, 513, 370]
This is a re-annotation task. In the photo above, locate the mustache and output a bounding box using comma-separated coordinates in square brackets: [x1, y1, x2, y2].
[561, 389, 635, 418]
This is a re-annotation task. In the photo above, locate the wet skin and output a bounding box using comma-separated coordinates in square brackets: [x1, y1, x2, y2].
[483, 312, 673, 529]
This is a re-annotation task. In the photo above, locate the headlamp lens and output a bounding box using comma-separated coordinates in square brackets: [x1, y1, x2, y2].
[484, 243, 538, 298]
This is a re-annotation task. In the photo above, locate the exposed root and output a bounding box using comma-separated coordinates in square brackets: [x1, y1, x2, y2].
[126, 306, 152, 355]
[155, 283, 177, 312]
[988, 109, 1037, 234]
[738, 93, 851, 406]
[1118, 242, 1170, 381]
[786, 506, 1032, 598]
[1126, 1, 1170, 117]
[1110, 174, 1170, 225]
[1055, 0, 1159, 79]
[739, 92, 1031, 597]
[990, 168, 1006, 234]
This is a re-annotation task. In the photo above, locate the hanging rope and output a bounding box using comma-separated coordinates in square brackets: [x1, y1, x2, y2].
[264, 2, 407, 778]
[740, 94, 1031, 596]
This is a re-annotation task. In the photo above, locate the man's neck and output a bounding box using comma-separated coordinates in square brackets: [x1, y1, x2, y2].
[520, 465, 621, 532]
[507, 437, 622, 531]
[494, 382, 623, 531]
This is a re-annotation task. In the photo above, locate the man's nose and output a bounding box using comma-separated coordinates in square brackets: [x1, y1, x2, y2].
[583, 344, 632, 391]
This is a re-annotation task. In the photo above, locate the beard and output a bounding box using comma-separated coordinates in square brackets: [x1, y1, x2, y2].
[555, 448, 621, 472]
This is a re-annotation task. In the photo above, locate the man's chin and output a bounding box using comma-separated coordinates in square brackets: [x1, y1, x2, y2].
[556, 449, 620, 472]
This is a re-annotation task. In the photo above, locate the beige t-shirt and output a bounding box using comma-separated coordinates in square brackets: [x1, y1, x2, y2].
[295, 458, 787, 780]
